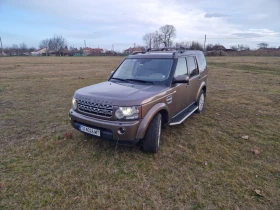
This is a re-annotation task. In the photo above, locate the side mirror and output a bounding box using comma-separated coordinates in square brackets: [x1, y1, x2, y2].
[173, 75, 189, 83]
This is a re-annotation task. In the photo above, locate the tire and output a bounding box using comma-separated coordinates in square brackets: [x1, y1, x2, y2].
[196, 90, 205, 113]
[142, 113, 162, 153]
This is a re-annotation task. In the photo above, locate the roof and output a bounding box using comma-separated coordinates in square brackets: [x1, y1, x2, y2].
[124, 47, 143, 52]
[92, 48, 104, 52]
[36, 47, 47, 52]
[211, 45, 226, 50]
[127, 50, 201, 59]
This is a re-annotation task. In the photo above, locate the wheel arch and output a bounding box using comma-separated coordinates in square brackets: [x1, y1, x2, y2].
[136, 103, 169, 139]
[196, 82, 207, 101]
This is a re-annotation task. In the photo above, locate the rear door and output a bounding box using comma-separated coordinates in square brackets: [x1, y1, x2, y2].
[186, 56, 200, 103]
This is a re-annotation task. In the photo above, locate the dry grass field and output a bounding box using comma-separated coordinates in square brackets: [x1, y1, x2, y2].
[0, 56, 280, 209]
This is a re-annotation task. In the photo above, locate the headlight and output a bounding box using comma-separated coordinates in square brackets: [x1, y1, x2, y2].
[72, 98, 77, 110]
[115, 106, 141, 119]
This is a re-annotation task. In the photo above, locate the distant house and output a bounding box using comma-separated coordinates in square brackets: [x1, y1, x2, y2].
[258, 47, 279, 51]
[23, 52, 30, 56]
[124, 47, 144, 54]
[83, 47, 104, 56]
[92, 48, 104, 54]
[31, 47, 47, 56]
[225, 49, 237, 52]
[74, 52, 82, 56]
[211, 45, 226, 51]
[105, 50, 117, 55]
[83, 47, 92, 56]
[62, 49, 71, 56]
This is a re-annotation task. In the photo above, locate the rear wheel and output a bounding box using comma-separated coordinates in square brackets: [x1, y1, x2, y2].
[196, 90, 205, 113]
[142, 113, 162, 153]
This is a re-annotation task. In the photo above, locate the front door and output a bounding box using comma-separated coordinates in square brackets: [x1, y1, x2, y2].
[171, 57, 193, 116]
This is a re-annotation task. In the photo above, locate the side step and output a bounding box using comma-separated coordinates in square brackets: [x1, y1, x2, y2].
[169, 105, 198, 125]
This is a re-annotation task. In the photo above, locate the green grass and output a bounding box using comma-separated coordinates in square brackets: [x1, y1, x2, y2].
[0, 56, 280, 209]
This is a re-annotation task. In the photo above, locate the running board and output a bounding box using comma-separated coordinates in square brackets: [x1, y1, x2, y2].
[169, 105, 198, 125]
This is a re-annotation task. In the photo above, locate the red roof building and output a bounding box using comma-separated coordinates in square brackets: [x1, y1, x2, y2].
[124, 47, 144, 54]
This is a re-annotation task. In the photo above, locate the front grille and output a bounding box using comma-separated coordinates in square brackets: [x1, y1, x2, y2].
[77, 99, 113, 117]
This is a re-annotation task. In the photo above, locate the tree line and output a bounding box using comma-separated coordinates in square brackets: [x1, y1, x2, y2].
[142, 25, 274, 51]
[39, 35, 67, 51]
[1, 35, 68, 55]
[0, 27, 276, 55]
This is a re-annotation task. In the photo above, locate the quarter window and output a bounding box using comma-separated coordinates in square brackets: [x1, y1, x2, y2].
[196, 52, 206, 72]
[187, 57, 199, 78]
[174, 57, 187, 77]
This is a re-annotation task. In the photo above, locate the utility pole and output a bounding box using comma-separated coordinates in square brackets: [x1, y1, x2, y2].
[0, 37, 2, 55]
[84, 40, 86, 48]
[204, 35, 207, 52]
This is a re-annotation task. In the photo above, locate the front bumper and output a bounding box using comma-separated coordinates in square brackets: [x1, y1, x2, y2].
[69, 109, 141, 145]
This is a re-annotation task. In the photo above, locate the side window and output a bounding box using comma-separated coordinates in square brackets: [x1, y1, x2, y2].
[174, 57, 187, 77]
[187, 57, 199, 78]
[196, 52, 206, 72]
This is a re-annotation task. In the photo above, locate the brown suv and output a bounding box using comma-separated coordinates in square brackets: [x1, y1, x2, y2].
[69, 48, 207, 153]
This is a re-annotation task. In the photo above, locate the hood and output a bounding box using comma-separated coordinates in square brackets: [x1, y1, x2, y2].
[74, 81, 169, 106]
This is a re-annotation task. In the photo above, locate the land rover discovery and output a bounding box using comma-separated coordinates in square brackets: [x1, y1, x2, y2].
[69, 48, 207, 153]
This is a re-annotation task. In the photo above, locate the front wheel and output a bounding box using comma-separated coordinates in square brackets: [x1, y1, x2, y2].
[196, 91, 205, 113]
[142, 113, 162, 153]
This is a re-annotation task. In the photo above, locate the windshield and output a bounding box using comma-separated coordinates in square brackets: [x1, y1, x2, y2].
[112, 58, 173, 83]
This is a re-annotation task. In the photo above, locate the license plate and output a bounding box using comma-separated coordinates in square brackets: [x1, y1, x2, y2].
[80, 125, 100, 137]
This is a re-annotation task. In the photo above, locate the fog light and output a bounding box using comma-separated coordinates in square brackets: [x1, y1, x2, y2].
[118, 127, 126, 135]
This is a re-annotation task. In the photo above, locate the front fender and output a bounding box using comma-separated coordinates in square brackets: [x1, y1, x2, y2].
[136, 103, 169, 139]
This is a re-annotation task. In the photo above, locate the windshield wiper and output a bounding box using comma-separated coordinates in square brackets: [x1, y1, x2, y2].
[110, 77, 129, 83]
[126, 79, 154, 84]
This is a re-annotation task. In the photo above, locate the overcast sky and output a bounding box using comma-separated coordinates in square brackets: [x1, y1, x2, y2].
[0, 0, 279, 51]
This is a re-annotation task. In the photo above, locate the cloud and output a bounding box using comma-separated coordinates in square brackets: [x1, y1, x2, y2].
[231, 29, 279, 38]
[1, 0, 280, 49]
[231, 33, 265, 38]
[204, 13, 229, 18]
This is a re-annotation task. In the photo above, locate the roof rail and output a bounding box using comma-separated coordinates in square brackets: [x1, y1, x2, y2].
[131, 51, 146, 55]
[147, 46, 187, 52]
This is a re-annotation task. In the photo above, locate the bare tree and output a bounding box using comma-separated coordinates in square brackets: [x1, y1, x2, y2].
[11, 44, 19, 50]
[19, 42, 27, 52]
[258, 42, 269, 49]
[174, 41, 190, 48]
[158, 25, 176, 47]
[230, 45, 238, 51]
[143, 33, 154, 49]
[190, 41, 204, 51]
[231, 44, 250, 51]
[243, 45, 250, 51]
[152, 31, 161, 48]
[206, 44, 214, 51]
[39, 35, 67, 52]
[49, 35, 67, 51]
[28, 47, 36, 52]
[142, 25, 176, 48]
[11, 44, 19, 53]
[39, 39, 49, 49]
